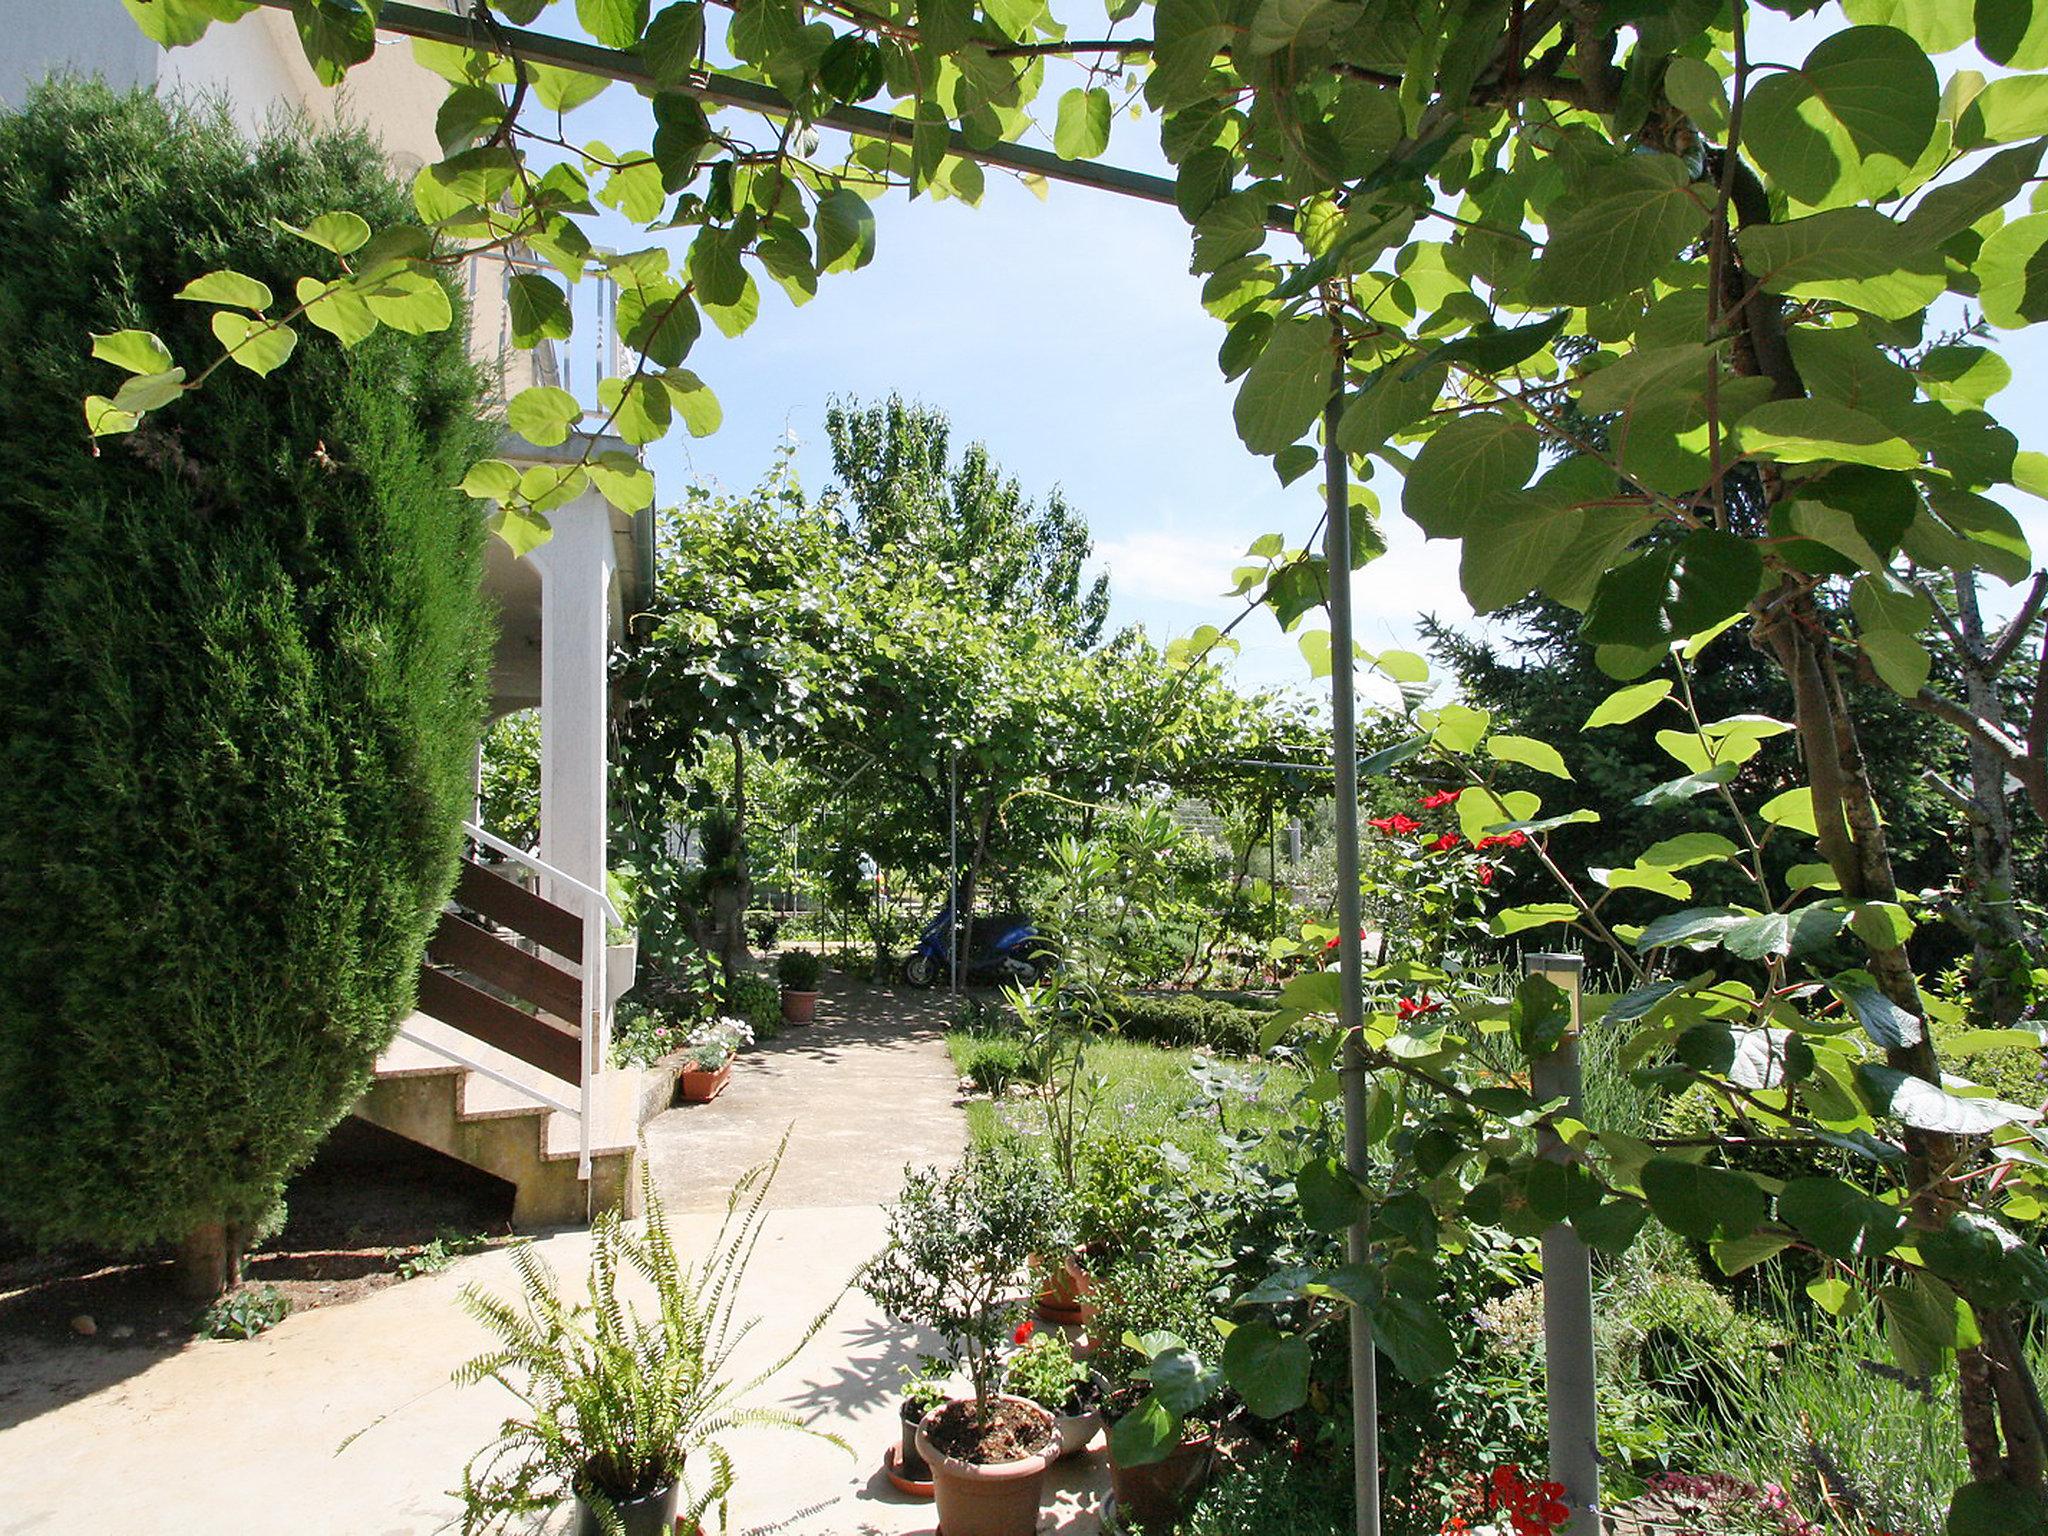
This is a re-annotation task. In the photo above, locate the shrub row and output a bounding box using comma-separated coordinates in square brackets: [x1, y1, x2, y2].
[1101, 991, 1278, 1056]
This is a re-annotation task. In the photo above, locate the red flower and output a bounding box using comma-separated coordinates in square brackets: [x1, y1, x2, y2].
[1013, 1320, 1035, 1346]
[1418, 789, 1461, 809]
[1324, 926, 1370, 951]
[1428, 833, 1459, 853]
[1477, 862, 1495, 887]
[1369, 813, 1423, 836]
[1475, 830, 1528, 851]
[1489, 1465, 1572, 1536]
[1397, 994, 1442, 1021]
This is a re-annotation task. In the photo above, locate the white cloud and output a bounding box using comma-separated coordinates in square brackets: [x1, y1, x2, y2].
[1091, 530, 1247, 607]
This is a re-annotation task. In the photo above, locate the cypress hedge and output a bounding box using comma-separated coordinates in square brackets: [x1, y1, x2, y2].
[0, 83, 494, 1290]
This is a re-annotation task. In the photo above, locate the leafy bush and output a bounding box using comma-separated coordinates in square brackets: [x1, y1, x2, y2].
[960, 1038, 1028, 1095]
[0, 85, 490, 1281]
[198, 1284, 291, 1340]
[1104, 992, 1277, 1055]
[775, 948, 823, 990]
[743, 909, 781, 950]
[1177, 1448, 1353, 1536]
[725, 971, 780, 1038]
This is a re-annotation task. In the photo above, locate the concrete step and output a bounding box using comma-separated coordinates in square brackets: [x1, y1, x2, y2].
[354, 1014, 679, 1227]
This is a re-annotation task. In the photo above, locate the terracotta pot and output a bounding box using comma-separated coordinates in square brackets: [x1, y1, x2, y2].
[676, 1058, 732, 1103]
[780, 988, 819, 1025]
[1033, 1250, 1096, 1325]
[914, 1395, 1056, 1536]
[1108, 1429, 1214, 1533]
[570, 1479, 678, 1536]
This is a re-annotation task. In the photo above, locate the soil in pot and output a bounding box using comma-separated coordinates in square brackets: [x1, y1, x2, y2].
[915, 1394, 1057, 1536]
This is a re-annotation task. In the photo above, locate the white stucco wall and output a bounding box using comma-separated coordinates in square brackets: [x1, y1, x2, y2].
[0, 0, 154, 103]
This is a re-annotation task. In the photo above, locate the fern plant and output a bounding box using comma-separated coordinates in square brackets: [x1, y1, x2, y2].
[453, 1147, 846, 1534]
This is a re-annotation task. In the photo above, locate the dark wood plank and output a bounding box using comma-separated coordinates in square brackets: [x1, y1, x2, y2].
[454, 860, 584, 959]
[429, 911, 583, 1023]
[415, 967, 582, 1085]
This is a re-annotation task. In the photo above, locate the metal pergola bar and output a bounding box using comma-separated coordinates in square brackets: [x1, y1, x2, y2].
[256, 0, 1184, 210]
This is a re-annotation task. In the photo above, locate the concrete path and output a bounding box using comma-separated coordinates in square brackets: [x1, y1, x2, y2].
[0, 975, 1110, 1535]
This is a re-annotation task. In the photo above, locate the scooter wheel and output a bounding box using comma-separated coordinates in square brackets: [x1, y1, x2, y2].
[902, 953, 937, 988]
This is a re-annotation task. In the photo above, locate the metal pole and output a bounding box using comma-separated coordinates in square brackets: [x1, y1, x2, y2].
[1323, 346, 1381, 1536]
[1527, 951, 1598, 1536]
[948, 747, 960, 994]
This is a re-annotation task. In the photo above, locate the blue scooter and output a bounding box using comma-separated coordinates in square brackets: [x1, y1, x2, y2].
[902, 902, 1046, 988]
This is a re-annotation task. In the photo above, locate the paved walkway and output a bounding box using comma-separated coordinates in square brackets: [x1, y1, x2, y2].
[0, 975, 1110, 1535]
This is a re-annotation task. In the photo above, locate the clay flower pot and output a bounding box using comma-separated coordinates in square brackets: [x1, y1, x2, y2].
[1109, 1426, 1215, 1533]
[780, 988, 818, 1025]
[1033, 1250, 1096, 1326]
[914, 1394, 1056, 1536]
[677, 1057, 732, 1103]
[891, 1394, 936, 1491]
[1051, 1374, 1107, 1459]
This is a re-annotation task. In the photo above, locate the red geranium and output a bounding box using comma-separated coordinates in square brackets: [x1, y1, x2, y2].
[1490, 1466, 1571, 1536]
[1428, 833, 1459, 853]
[1013, 1319, 1035, 1345]
[1369, 813, 1423, 835]
[1418, 789, 1461, 809]
[1397, 994, 1442, 1021]
[1477, 862, 1495, 887]
[1475, 830, 1528, 851]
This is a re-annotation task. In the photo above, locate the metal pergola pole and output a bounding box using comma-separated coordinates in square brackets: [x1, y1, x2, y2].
[948, 746, 960, 994]
[1527, 951, 1599, 1536]
[1323, 347, 1381, 1536]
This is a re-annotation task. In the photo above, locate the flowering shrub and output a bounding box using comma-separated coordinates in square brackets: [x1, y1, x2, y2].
[1438, 1466, 1570, 1536]
[679, 1016, 753, 1072]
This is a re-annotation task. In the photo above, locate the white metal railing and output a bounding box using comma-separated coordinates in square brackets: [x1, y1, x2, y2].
[395, 1021, 580, 1117]
[463, 821, 620, 1180]
[462, 250, 625, 423]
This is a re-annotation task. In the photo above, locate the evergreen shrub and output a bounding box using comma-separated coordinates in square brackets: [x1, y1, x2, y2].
[0, 84, 492, 1272]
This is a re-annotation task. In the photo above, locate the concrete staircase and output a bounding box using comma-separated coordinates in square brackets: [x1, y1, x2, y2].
[353, 855, 673, 1227]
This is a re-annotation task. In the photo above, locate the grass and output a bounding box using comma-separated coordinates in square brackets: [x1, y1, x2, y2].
[945, 1030, 1305, 1182]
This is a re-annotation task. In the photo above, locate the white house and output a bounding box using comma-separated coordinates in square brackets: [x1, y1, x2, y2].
[0, 0, 663, 1222]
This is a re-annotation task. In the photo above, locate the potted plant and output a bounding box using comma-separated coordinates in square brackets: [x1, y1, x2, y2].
[675, 1016, 751, 1103]
[776, 948, 823, 1025]
[1103, 1330, 1223, 1534]
[888, 1356, 952, 1493]
[861, 1143, 1068, 1536]
[453, 1154, 845, 1535]
[1004, 1322, 1105, 1460]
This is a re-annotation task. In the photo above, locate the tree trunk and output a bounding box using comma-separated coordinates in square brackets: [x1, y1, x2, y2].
[176, 1221, 245, 1302]
[1754, 586, 2043, 1496]
[955, 797, 997, 986]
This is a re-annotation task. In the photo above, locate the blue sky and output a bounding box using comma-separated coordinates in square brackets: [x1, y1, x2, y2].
[529, 9, 2048, 697]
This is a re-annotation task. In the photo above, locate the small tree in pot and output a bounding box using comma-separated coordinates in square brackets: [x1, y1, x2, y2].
[774, 948, 823, 1025]
[861, 1143, 1067, 1536]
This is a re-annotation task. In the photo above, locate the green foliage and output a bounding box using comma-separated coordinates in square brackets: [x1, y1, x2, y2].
[479, 711, 541, 852]
[1103, 992, 1276, 1055]
[197, 1283, 291, 1340]
[1176, 1450, 1353, 1536]
[455, 1155, 843, 1535]
[725, 971, 781, 1037]
[959, 1037, 1030, 1095]
[0, 84, 491, 1256]
[774, 949, 823, 991]
[862, 1142, 1068, 1417]
[1003, 1328, 1089, 1412]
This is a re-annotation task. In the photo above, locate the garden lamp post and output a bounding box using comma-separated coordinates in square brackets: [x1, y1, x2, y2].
[1526, 950, 1599, 1536]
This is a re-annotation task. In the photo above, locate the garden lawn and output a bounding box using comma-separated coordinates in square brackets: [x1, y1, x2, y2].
[946, 1031, 1304, 1181]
